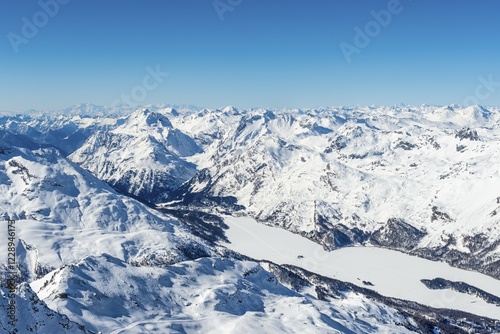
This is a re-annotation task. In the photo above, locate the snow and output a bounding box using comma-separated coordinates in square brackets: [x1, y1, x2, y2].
[0, 142, 214, 278]
[69, 109, 201, 202]
[1, 284, 89, 333]
[30, 255, 417, 334]
[2, 103, 500, 332]
[223, 215, 500, 320]
[175, 104, 500, 275]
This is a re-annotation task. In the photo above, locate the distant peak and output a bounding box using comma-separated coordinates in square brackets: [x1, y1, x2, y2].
[221, 105, 239, 113]
[130, 108, 173, 128]
[463, 104, 491, 116]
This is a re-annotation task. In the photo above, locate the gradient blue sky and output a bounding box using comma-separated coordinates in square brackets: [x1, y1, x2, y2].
[1, 0, 500, 111]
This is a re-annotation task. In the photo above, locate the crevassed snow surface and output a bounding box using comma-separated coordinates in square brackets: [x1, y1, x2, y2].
[223, 216, 500, 320]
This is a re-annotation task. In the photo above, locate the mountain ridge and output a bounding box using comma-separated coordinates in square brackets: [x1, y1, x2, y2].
[1, 103, 500, 333]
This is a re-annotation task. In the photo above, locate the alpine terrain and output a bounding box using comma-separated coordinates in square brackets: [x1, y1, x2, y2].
[1, 103, 500, 334]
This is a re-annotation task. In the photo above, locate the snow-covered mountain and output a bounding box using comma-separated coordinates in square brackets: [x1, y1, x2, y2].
[0, 133, 216, 282]
[0, 109, 122, 155]
[69, 109, 201, 202]
[0, 130, 221, 333]
[170, 105, 500, 279]
[31, 254, 427, 334]
[167, 106, 242, 148]
[0, 126, 441, 334]
[1, 103, 500, 333]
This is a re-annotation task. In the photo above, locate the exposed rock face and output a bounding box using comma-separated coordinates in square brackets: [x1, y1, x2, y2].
[370, 218, 426, 250]
[456, 127, 480, 141]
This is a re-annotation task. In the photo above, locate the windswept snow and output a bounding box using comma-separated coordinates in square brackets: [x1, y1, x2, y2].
[31, 255, 418, 334]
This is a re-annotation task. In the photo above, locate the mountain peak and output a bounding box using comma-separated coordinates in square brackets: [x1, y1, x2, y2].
[120, 108, 173, 133]
[221, 106, 240, 114]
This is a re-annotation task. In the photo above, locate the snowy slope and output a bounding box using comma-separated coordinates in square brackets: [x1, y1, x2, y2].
[1, 284, 91, 334]
[70, 109, 201, 202]
[1, 103, 500, 333]
[31, 254, 428, 334]
[171, 105, 500, 278]
[0, 136, 214, 282]
[167, 106, 242, 148]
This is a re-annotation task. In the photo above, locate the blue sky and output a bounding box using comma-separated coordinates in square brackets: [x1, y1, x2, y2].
[1, 0, 500, 111]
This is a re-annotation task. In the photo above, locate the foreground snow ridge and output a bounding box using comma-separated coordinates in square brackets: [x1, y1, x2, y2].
[30, 255, 416, 334]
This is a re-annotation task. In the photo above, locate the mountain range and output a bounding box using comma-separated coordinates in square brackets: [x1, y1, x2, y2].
[1, 103, 499, 333]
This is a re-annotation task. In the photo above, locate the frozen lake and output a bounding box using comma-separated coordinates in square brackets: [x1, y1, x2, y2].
[223, 215, 500, 320]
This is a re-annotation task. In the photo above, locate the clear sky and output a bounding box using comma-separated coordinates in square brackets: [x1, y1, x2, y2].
[1, 0, 500, 112]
